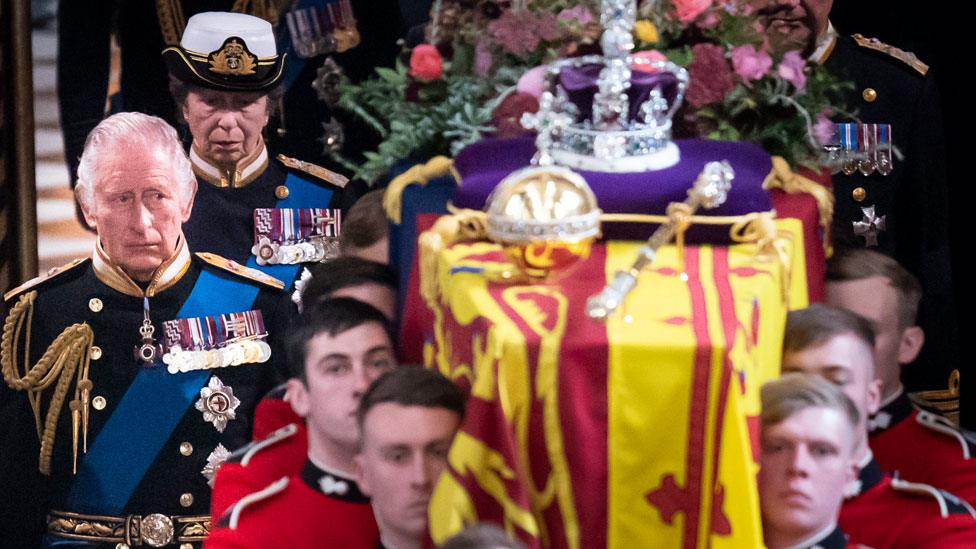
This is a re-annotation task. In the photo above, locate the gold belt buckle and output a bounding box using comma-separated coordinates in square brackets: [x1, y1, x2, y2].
[138, 513, 175, 547]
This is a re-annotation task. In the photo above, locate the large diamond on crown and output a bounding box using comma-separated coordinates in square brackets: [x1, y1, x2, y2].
[522, 0, 689, 173]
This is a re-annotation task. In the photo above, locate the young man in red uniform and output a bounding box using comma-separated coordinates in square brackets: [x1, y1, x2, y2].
[784, 305, 976, 548]
[209, 261, 399, 519]
[826, 249, 976, 504]
[355, 367, 466, 549]
[206, 298, 397, 548]
[759, 373, 864, 548]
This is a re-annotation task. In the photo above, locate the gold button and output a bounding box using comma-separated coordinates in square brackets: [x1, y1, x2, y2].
[276, 128, 287, 137]
[116, 544, 129, 549]
[90, 346, 102, 360]
[274, 185, 290, 199]
[180, 493, 194, 507]
[862, 88, 878, 102]
[852, 187, 867, 202]
[92, 396, 107, 410]
[88, 298, 103, 313]
[179, 442, 194, 456]
[181, 544, 194, 549]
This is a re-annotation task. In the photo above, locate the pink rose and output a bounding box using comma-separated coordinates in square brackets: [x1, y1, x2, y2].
[409, 44, 443, 81]
[516, 65, 548, 98]
[685, 43, 735, 108]
[673, 0, 712, 23]
[813, 112, 835, 145]
[631, 50, 668, 73]
[777, 50, 807, 91]
[730, 44, 772, 82]
[697, 10, 720, 29]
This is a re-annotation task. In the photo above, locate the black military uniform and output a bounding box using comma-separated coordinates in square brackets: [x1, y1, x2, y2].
[183, 148, 346, 290]
[821, 30, 958, 401]
[0, 241, 293, 548]
[165, 12, 349, 292]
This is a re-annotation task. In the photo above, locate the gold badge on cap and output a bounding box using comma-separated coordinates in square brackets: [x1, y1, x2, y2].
[209, 38, 257, 76]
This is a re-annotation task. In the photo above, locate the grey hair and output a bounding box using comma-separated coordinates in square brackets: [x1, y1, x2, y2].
[75, 112, 195, 212]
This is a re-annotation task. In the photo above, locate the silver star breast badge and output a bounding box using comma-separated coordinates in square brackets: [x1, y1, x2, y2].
[201, 443, 231, 487]
[195, 376, 241, 433]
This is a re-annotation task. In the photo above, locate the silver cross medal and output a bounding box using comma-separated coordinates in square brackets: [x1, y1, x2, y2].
[853, 205, 886, 247]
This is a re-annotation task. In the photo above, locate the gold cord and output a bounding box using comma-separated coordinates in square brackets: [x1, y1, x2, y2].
[2, 291, 94, 475]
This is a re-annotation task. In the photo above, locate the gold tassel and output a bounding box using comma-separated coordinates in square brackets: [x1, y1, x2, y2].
[418, 209, 489, 307]
[383, 156, 456, 224]
[762, 156, 835, 254]
[2, 291, 94, 475]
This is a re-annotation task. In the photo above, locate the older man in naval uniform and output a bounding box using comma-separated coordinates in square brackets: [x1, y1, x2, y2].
[0, 112, 293, 548]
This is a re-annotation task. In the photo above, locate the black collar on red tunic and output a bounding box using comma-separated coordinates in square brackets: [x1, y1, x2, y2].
[301, 460, 369, 503]
[810, 525, 850, 549]
[869, 390, 914, 433]
[854, 456, 885, 495]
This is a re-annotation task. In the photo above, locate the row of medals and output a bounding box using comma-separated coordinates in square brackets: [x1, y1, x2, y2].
[162, 338, 272, 375]
[253, 235, 339, 266]
[822, 123, 894, 176]
[285, 1, 360, 59]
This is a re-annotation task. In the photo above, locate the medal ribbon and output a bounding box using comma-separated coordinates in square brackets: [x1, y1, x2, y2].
[66, 266, 263, 514]
[247, 172, 334, 289]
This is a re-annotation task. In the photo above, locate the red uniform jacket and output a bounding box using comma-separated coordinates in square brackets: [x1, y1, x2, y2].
[251, 389, 303, 440]
[870, 391, 976, 505]
[210, 421, 308, 521]
[206, 461, 378, 549]
[840, 457, 976, 548]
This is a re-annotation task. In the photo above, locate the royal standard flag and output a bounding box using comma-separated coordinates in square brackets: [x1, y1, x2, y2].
[424, 219, 808, 549]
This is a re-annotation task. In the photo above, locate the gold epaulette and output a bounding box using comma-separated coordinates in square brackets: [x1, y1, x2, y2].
[853, 34, 929, 75]
[195, 253, 285, 290]
[276, 154, 349, 189]
[3, 258, 88, 302]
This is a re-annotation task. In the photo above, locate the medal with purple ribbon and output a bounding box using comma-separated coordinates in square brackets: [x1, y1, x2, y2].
[858, 123, 876, 176]
[161, 310, 271, 374]
[252, 208, 342, 265]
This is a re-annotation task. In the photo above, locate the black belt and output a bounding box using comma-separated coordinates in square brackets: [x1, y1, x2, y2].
[47, 509, 210, 547]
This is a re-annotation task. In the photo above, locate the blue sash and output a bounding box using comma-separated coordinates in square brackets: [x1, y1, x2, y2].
[65, 267, 260, 514]
[247, 172, 334, 289]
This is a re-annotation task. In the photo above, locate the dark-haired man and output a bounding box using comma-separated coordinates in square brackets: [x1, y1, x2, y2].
[207, 298, 396, 547]
[355, 367, 466, 549]
[296, 256, 397, 319]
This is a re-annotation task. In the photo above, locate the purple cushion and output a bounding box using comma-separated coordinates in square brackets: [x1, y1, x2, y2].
[559, 64, 681, 123]
[453, 137, 773, 242]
